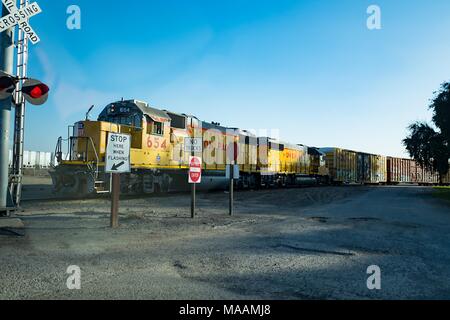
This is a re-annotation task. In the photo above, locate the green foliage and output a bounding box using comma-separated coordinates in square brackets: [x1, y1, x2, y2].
[403, 82, 450, 178]
[403, 123, 449, 176]
[404, 81, 450, 183]
[430, 82, 450, 146]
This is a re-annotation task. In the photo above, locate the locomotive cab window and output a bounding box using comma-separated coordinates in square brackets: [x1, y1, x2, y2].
[146, 116, 164, 136]
[153, 121, 163, 135]
[167, 112, 186, 129]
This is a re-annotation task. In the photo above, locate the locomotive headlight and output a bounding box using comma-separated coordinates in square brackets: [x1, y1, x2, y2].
[77, 153, 83, 160]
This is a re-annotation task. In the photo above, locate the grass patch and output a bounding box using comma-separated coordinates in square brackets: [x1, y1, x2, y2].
[433, 187, 450, 203]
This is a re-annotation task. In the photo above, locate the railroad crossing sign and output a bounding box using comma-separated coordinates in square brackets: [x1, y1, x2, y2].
[184, 137, 203, 153]
[106, 133, 131, 174]
[188, 156, 202, 184]
[1, 0, 42, 45]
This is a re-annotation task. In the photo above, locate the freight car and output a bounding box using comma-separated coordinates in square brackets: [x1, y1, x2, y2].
[9, 150, 54, 169]
[386, 157, 440, 185]
[51, 99, 330, 195]
[320, 148, 388, 185]
[357, 153, 387, 184]
[321, 149, 441, 186]
[319, 148, 359, 184]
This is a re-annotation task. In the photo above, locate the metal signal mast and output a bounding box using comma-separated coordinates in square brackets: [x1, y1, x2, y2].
[0, 0, 46, 215]
[10, 0, 29, 207]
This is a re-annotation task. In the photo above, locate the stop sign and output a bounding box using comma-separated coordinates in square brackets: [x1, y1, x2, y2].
[189, 156, 202, 184]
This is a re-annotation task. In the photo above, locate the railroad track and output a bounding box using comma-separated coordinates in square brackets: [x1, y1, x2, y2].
[19, 183, 337, 204]
[20, 191, 194, 203]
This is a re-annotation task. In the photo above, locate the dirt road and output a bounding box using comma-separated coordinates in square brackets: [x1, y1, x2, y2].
[1, 186, 450, 300]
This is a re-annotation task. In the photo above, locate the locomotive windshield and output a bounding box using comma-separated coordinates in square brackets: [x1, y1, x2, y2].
[100, 114, 142, 128]
[98, 103, 143, 129]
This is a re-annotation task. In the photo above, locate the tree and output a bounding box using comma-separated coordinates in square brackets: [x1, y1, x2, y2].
[430, 82, 450, 147]
[403, 124, 449, 184]
[404, 82, 450, 184]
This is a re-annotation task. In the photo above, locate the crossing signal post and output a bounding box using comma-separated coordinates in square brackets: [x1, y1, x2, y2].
[0, 3, 15, 214]
[0, 75, 49, 211]
[6, 76, 49, 211]
[0, 0, 46, 214]
[10, 78, 49, 207]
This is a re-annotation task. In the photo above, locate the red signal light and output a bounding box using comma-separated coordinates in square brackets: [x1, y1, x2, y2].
[22, 79, 50, 105]
[24, 83, 49, 98]
[30, 86, 42, 98]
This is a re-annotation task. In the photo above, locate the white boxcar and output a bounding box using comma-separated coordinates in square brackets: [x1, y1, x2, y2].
[10, 150, 54, 168]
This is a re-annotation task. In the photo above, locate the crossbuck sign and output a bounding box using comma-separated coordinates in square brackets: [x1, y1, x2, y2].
[0, 0, 42, 44]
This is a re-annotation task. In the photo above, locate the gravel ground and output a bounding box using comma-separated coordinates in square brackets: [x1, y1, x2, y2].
[20, 176, 54, 201]
[1, 186, 450, 300]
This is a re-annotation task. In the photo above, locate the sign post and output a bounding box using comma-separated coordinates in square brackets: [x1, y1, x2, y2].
[226, 164, 240, 216]
[191, 178, 195, 219]
[185, 134, 202, 219]
[110, 173, 120, 228]
[227, 142, 239, 216]
[105, 132, 131, 228]
[229, 164, 234, 216]
[188, 156, 202, 218]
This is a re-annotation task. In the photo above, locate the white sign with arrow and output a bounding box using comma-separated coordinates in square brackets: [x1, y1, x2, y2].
[105, 133, 131, 174]
[1, 0, 42, 45]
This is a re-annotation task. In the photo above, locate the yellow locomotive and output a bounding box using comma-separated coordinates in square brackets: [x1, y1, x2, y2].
[51, 99, 329, 195]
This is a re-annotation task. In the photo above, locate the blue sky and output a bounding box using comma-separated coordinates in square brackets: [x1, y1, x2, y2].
[19, 0, 450, 156]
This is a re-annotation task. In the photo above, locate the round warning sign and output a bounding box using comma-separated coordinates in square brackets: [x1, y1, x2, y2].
[189, 156, 202, 184]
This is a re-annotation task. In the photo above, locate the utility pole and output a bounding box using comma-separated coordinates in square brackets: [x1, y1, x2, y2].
[0, 2, 15, 214]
